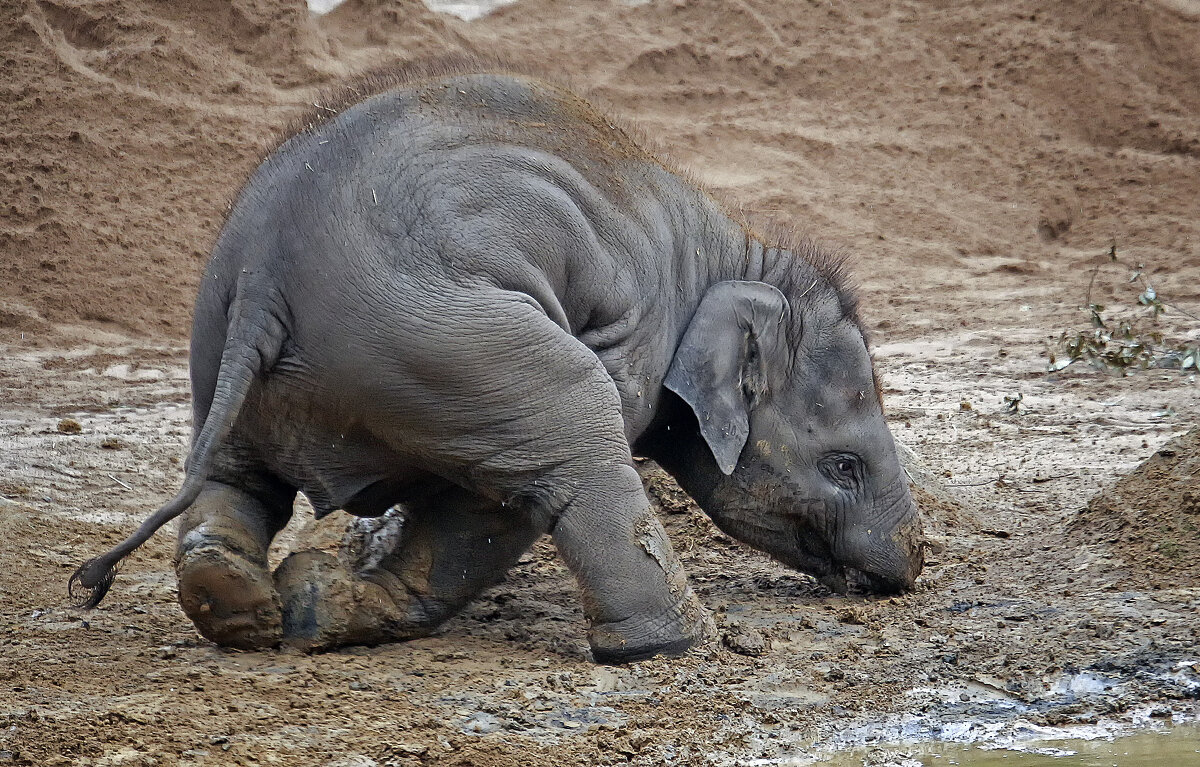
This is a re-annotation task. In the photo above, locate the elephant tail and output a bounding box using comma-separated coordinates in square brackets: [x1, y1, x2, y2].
[69, 282, 286, 609]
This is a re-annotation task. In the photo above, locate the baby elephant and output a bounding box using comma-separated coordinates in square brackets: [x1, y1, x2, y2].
[72, 61, 923, 663]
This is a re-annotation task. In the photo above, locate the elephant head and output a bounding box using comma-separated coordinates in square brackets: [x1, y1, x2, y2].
[654, 277, 923, 593]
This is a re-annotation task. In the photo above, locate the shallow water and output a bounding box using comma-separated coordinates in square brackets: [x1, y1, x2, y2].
[819, 722, 1200, 767]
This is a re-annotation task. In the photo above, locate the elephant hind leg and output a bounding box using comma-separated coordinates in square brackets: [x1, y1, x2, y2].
[275, 488, 540, 651]
[176, 479, 294, 650]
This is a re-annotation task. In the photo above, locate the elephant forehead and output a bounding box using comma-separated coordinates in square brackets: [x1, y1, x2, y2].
[792, 313, 870, 368]
[782, 367, 878, 417]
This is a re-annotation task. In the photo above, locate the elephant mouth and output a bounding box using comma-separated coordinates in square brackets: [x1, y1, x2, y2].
[781, 523, 913, 595]
[817, 566, 913, 595]
[849, 567, 913, 594]
[730, 514, 921, 596]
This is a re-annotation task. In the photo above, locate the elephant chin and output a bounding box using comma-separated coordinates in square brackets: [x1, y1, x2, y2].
[752, 543, 920, 596]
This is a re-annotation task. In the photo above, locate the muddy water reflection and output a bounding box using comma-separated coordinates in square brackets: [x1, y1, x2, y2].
[823, 723, 1199, 766]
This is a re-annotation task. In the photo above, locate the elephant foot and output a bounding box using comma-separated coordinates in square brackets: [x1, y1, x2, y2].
[177, 544, 282, 650]
[587, 587, 714, 664]
[274, 549, 411, 651]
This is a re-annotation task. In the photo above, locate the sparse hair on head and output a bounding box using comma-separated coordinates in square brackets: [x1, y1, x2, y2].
[736, 219, 883, 404]
[743, 218, 864, 333]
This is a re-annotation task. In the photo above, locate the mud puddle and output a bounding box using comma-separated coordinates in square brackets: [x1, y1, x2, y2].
[813, 720, 1200, 767]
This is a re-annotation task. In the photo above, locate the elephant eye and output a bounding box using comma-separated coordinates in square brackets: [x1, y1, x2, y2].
[823, 454, 861, 486]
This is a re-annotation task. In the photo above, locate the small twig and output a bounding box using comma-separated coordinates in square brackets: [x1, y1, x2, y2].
[1107, 246, 1200, 322]
[312, 102, 338, 114]
[1163, 299, 1200, 323]
[1051, 246, 1198, 372]
[1031, 473, 1075, 483]
[108, 474, 133, 491]
[1084, 258, 1102, 308]
[32, 463, 86, 479]
[796, 280, 818, 300]
[946, 477, 997, 487]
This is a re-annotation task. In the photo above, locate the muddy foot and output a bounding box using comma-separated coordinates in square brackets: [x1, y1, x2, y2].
[588, 588, 715, 664]
[176, 544, 282, 650]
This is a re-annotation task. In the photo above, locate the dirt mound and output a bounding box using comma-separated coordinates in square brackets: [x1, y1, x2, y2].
[1075, 427, 1200, 583]
[0, 0, 456, 344]
[318, 0, 471, 58]
[0, 0, 316, 340]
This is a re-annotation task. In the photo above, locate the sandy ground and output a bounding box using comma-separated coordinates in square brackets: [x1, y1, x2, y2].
[2, 1, 1200, 765]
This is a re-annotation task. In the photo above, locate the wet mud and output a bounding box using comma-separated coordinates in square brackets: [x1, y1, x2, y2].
[1, 336, 1197, 765]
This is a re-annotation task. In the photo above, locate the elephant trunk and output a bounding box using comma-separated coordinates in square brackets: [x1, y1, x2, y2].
[839, 476, 924, 593]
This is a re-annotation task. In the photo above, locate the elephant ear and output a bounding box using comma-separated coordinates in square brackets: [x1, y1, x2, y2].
[664, 280, 791, 475]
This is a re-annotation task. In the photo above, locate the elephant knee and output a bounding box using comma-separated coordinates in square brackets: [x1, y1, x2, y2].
[274, 549, 423, 651]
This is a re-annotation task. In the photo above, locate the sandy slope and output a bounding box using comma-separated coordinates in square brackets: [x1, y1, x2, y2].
[4, 0, 1199, 342]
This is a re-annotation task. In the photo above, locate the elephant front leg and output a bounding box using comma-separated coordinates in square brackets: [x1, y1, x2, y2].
[175, 480, 294, 650]
[551, 464, 713, 664]
[274, 489, 540, 650]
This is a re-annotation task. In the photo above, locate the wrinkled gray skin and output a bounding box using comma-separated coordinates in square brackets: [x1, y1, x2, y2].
[71, 68, 923, 663]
